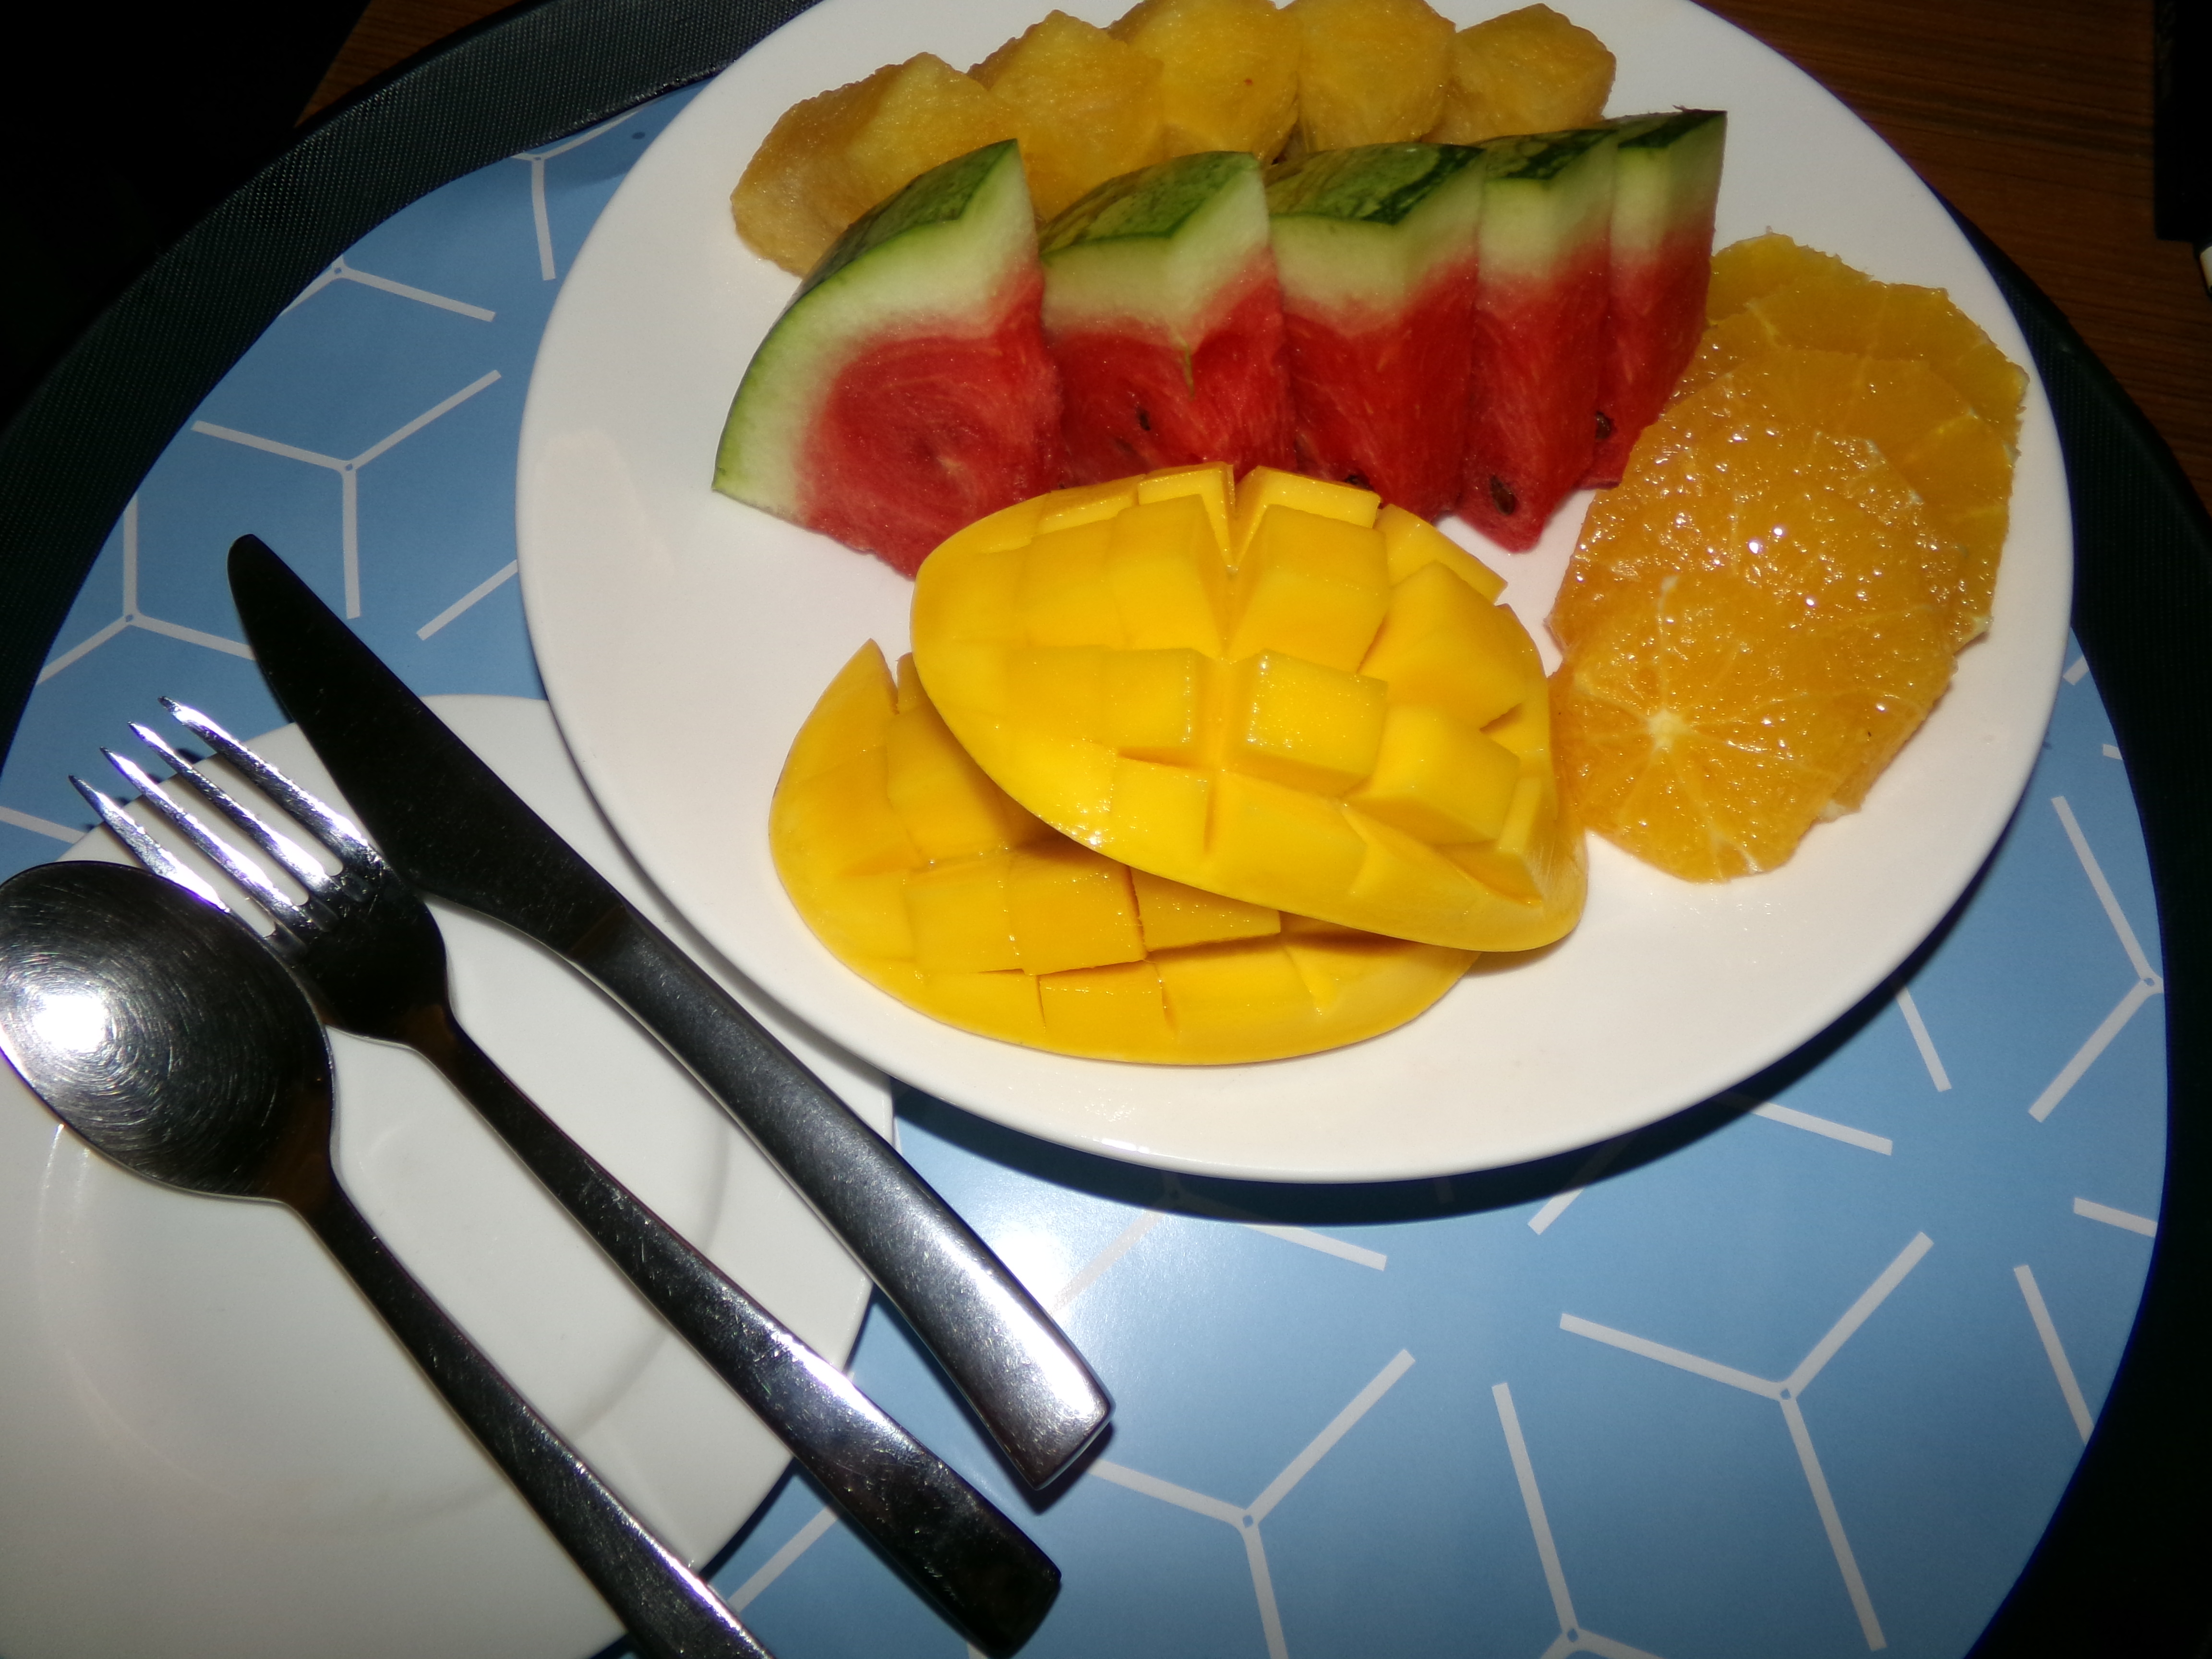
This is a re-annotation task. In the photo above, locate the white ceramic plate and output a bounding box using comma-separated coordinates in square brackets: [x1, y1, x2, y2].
[0, 697, 887, 1659]
[517, 0, 2071, 1183]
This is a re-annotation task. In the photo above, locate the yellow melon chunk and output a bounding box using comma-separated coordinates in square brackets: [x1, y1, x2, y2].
[1427, 5, 1614, 145]
[911, 467, 1584, 950]
[972, 12, 1168, 221]
[1111, 0, 1301, 159]
[1285, 0, 1455, 152]
[771, 641, 1474, 1060]
[731, 55, 1020, 276]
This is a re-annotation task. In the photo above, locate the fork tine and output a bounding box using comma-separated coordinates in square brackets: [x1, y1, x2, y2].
[130, 721, 328, 891]
[71, 776, 232, 913]
[103, 749, 313, 934]
[163, 699, 379, 867]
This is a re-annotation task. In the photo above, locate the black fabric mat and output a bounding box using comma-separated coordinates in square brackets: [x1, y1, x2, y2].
[0, 4, 2204, 1650]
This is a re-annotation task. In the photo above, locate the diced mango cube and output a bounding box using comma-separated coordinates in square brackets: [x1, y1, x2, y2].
[1286, 0, 1454, 152]
[1361, 561, 1536, 730]
[1346, 704, 1520, 842]
[1103, 756, 1212, 870]
[1021, 519, 1124, 648]
[905, 853, 1021, 972]
[783, 643, 898, 788]
[1428, 5, 1615, 146]
[1102, 649, 1210, 761]
[1134, 461, 1235, 554]
[1344, 808, 1486, 938]
[1007, 841, 1148, 974]
[1108, 494, 1229, 655]
[1110, 0, 1301, 159]
[1445, 774, 1559, 900]
[787, 750, 924, 877]
[1205, 770, 1368, 896]
[920, 967, 1046, 1042]
[885, 699, 1025, 860]
[972, 12, 1167, 220]
[1131, 868, 1280, 951]
[1039, 959, 1172, 1047]
[1156, 938, 1314, 1047]
[1036, 478, 1142, 534]
[800, 867, 917, 961]
[1229, 465, 1379, 565]
[1219, 650, 1387, 794]
[1228, 507, 1389, 671]
[1377, 504, 1505, 601]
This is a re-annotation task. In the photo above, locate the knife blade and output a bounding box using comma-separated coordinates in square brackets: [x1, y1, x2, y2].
[228, 533, 1110, 1490]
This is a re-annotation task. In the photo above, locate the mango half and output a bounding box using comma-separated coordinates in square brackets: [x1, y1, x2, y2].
[771, 642, 1474, 1063]
[912, 465, 1585, 951]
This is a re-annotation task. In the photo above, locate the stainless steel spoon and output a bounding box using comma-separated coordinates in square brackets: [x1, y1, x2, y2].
[0, 860, 773, 1659]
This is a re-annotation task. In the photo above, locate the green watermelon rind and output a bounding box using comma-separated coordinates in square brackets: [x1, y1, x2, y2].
[1263, 143, 1487, 316]
[713, 141, 1039, 520]
[1038, 152, 1274, 337]
[1479, 127, 1619, 280]
[1607, 110, 1727, 259]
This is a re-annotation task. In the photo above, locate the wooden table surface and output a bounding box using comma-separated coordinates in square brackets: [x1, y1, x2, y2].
[307, 0, 2212, 514]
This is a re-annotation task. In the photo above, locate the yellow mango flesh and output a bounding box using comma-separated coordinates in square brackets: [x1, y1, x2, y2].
[913, 466, 1585, 951]
[770, 642, 1474, 1062]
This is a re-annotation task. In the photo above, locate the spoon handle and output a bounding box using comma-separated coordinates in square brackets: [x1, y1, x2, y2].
[303, 1182, 773, 1659]
[403, 1004, 1059, 1658]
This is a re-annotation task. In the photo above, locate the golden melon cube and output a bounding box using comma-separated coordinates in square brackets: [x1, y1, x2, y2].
[1229, 466, 1378, 565]
[1135, 460, 1236, 553]
[1102, 649, 1210, 762]
[1220, 651, 1388, 795]
[1110, 0, 1301, 159]
[1427, 5, 1614, 145]
[1039, 960, 1174, 1049]
[1346, 704, 1521, 842]
[1361, 562, 1538, 730]
[905, 853, 1022, 973]
[1205, 771, 1369, 895]
[731, 55, 1019, 276]
[1007, 841, 1148, 974]
[973, 12, 1167, 221]
[1378, 505, 1505, 601]
[1132, 868, 1281, 952]
[1228, 507, 1390, 671]
[1286, 0, 1454, 152]
[1021, 519, 1125, 649]
[885, 699, 1028, 861]
[1103, 756, 1213, 870]
[1108, 494, 1230, 655]
[783, 643, 898, 789]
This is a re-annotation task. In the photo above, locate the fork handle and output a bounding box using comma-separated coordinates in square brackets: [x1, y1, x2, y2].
[403, 1005, 1060, 1658]
[301, 1182, 772, 1659]
[574, 908, 1112, 1490]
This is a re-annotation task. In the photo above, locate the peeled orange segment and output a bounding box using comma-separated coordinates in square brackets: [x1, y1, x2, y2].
[770, 641, 1475, 1062]
[913, 465, 1585, 950]
[1689, 233, 2028, 447]
[1551, 424, 1960, 881]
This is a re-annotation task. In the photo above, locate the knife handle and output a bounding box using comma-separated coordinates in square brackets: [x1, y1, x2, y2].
[576, 907, 1112, 1489]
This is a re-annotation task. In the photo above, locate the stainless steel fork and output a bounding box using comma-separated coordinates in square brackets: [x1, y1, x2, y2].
[78, 701, 1058, 1659]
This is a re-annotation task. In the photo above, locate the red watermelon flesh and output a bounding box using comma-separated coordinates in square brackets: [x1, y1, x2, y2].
[1584, 111, 1727, 487]
[797, 270, 1063, 575]
[1266, 143, 1488, 521]
[1050, 264, 1294, 482]
[716, 142, 1063, 577]
[1462, 129, 1617, 552]
[1039, 152, 1294, 485]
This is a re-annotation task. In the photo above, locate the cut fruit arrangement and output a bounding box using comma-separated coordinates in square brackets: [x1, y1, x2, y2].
[771, 462, 1578, 1062]
[715, 0, 1713, 570]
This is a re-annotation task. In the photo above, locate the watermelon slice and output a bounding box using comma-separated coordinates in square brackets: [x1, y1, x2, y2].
[1038, 150, 1295, 483]
[714, 141, 1064, 576]
[1264, 142, 1487, 520]
[1584, 110, 1727, 486]
[1460, 126, 1617, 551]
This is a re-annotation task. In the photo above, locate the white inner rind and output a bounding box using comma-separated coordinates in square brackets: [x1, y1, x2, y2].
[714, 151, 1040, 517]
[1270, 167, 1487, 321]
[1611, 118, 1726, 259]
[1480, 142, 1619, 281]
[1041, 168, 1275, 339]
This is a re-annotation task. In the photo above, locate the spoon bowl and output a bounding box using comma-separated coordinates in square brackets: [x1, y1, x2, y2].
[0, 859, 773, 1659]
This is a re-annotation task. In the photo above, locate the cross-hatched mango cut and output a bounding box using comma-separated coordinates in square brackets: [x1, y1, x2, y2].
[912, 464, 1585, 950]
[770, 641, 1473, 1061]
[972, 12, 1167, 221]
[1427, 4, 1616, 145]
[731, 55, 1021, 276]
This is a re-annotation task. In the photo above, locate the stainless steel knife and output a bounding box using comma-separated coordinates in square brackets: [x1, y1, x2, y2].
[227, 533, 1111, 1490]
